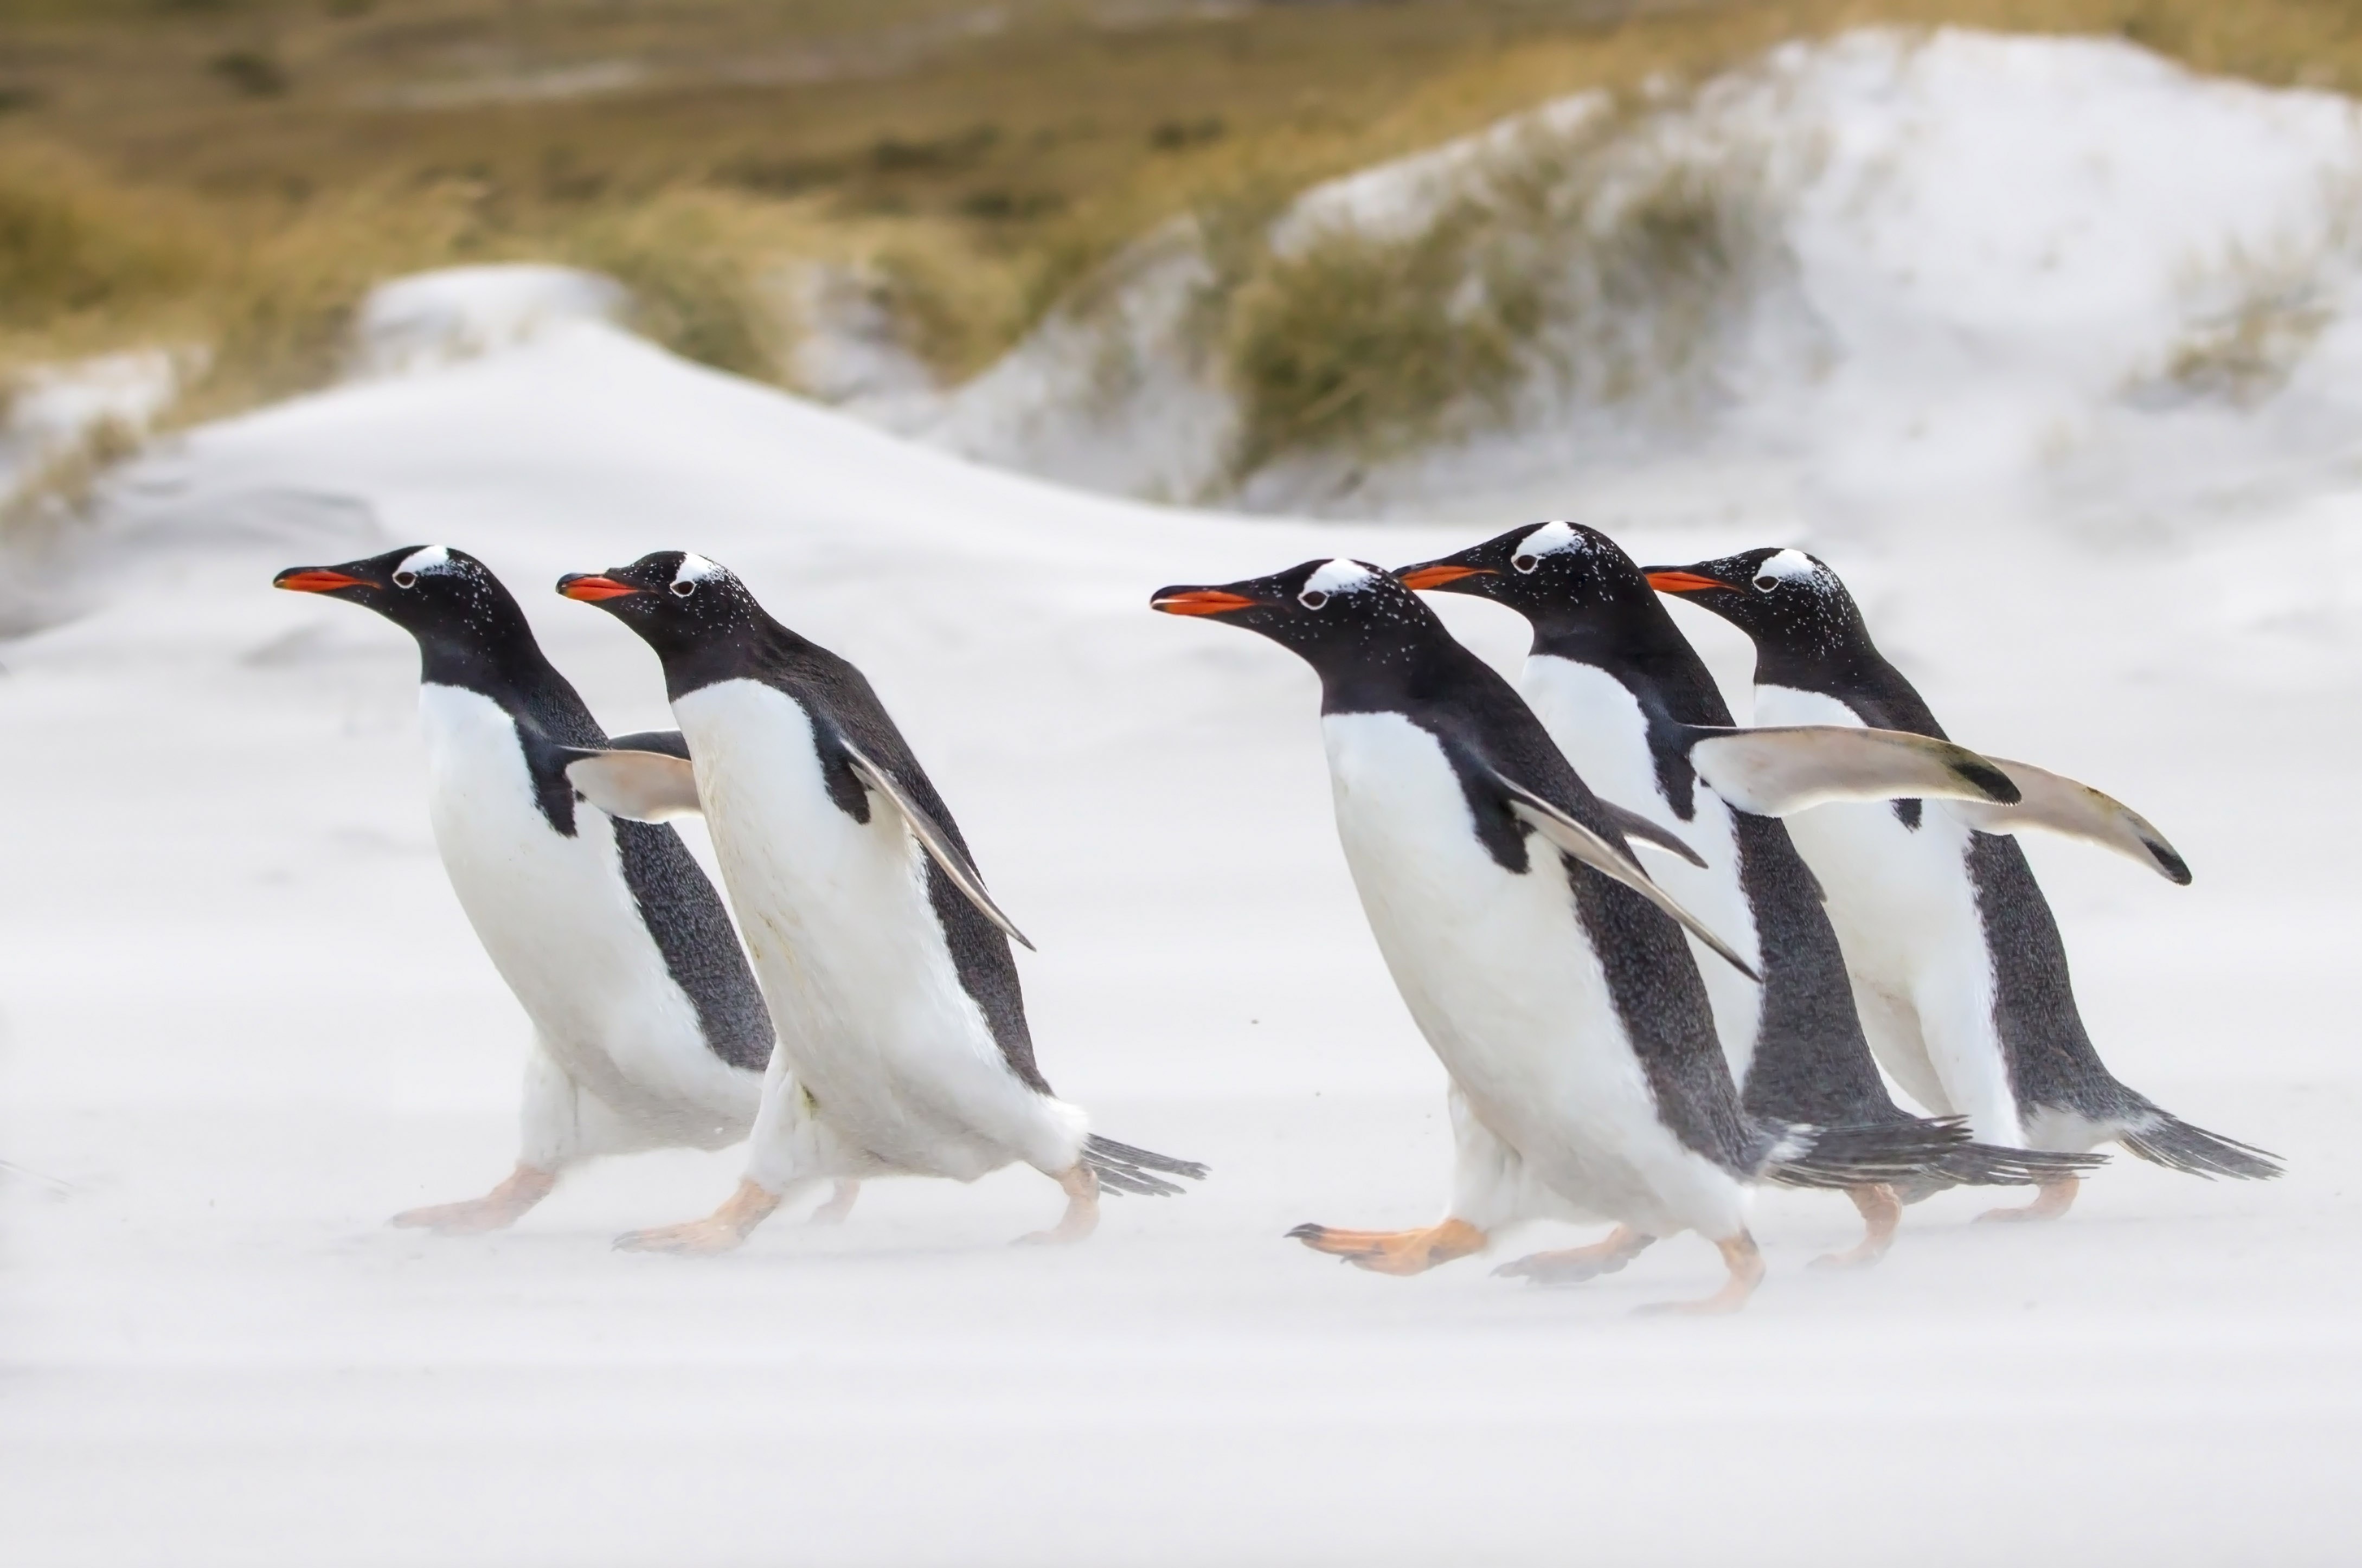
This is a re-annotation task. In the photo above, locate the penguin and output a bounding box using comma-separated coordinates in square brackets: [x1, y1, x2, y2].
[1397, 523, 2102, 1270]
[1151, 557, 1989, 1313]
[1642, 546, 2280, 1218]
[553, 551, 1204, 1255]
[272, 546, 858, 1232]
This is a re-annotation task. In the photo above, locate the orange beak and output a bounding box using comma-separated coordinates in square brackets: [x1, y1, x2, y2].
[559, 574, 640, 602]
[1397, 563, 1492, 591]
[1151, 589, 1261, 616]
[1644, 570, 1737, 595]
[273, 568, 371, 593]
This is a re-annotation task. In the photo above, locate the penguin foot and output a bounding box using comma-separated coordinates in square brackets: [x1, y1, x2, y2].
[1492, 1225, 1655, 1285]
[1976, 1174, 2079, 1225]
[1812, 1184, 1902, 1270]
[1636, 1232, 1764, 1316]
[806, 1180, 861, 1227]
[613, 1178, 781, 1256]
[389, 1164, 557, 1235]
[1016, 1165, 1100, 1246]
[1287, 1219, 1486, 1276]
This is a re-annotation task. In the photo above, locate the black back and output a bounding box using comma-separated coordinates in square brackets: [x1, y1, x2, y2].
[1645, 546, 2138, 1120]
[273, 545, 773, 1073]
[1154, 557, 1770, 1173]
[558, 551, 1051, 1096]
[1401, 524, 1908, 1126]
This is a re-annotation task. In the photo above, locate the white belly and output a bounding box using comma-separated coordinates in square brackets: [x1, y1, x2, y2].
[416, 685, 756, 1138]
[1519, 656, 1761, 1082]
[672, 679, 1080, 1179]
[1322, 710, 1744, 1236]
[1749, 684, 2017, 1139]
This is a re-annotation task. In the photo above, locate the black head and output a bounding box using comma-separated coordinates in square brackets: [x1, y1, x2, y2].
[557, 550, 767, 657]
[273, 544, 531, 658]
[1640, 547, 1872, 662]
[1151, 557, 1467, 708]
[1397, 520, 1671, 656]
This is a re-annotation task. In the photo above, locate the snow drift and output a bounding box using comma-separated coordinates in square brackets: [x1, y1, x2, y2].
[867, 29, 2362, 531]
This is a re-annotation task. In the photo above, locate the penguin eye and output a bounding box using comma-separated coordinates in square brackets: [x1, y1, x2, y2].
[1297, 589, 1328, 611]
[391, 570, 418, 589]
[671, 580, 697, 599]
[1753, 574, 1779, 593]
[1512, 554, 1539, 574]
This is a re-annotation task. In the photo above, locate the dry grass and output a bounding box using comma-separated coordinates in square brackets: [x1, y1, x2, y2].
[3, 0, 2362, 469]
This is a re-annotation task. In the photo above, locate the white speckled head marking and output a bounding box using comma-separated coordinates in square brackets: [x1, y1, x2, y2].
[673, 554, 727, 588]
[395, 544, 457, 579]
[1514, 521, 1583, 566]
[1304, 559, 1379, 596]
[1752, 549, 1822, 590]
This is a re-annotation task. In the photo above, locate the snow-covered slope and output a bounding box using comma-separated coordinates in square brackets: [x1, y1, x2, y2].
[1, 292, 2357, 1564]
[886, 29, 2362, 530]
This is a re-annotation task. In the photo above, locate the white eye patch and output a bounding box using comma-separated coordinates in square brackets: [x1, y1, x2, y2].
[1753, 548, 1821, 588]
[1515, 521, 1583, 560]
[1304, 558, 1379, 596]
[395, 545, 457, 577]
[673, 553, 727, 588]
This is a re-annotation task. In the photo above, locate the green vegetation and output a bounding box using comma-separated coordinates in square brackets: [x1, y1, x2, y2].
[4, 0, 2362, 474]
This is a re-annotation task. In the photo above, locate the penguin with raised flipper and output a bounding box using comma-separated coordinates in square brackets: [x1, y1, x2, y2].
[272, 547, 858, 1232]
[1152, 557, 1988, 1313]
[1398, 523, 2102, 1272]
[555, 552, 1204, 1255]
[1644, 546, 2279, 1219]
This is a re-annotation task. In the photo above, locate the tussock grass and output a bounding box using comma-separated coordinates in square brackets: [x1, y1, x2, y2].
[4, 0, 2362, 477]
[1216, 98, 1775, 476]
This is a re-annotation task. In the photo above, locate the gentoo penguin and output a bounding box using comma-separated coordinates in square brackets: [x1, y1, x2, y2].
[1644, 547, 2280, 1218]
[272, 547, 858, 1232]
[1398, 524, 2101, 1270]
[1152, 558, 1982, 1313]
[554, 551, 1204, 1254]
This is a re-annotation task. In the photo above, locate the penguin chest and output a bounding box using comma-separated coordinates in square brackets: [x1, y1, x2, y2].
[1319, 712, 1705, 1209]
[670, 679, 1040, 1176]
[1520, 656, 1761, 1081]
[1750, 683, 2000, 1121]
[414, 687, 742, 1127]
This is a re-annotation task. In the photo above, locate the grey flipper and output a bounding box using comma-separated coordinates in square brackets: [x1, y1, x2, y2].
[607, 729, 691, 760]
[562, 748, 701, 823]
[1681, 724, 2020, 815]
[1488, 767, 1761, 983]
[1946, 758, 2192, 884]
[839, 735, 1036, 953]
[1594, 800, 1708, 868]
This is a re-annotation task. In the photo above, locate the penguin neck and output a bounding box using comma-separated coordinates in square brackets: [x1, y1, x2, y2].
[1751, 626, 1945, 739]
[1528, 601, 1736, 728]
[414, 622, 602, 747]
[656, 608, 826, 703]
[1313, 628, 1494, 719]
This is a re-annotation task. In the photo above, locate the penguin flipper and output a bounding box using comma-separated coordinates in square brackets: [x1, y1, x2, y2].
[1944, 758, 2192, 884]
[1682, 724, 2020, 815]
[606, 729, 691, 760]
[1488, 768, 1760, 983]
[561, 748, 702, 822]
[838, 737, 1037, 952]
[1594, 800, 1708, 867]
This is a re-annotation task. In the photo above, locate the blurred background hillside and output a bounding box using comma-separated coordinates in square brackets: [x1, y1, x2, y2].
[8, 0, 2362, 524]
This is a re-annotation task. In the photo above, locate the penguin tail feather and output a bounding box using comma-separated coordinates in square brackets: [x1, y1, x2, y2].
[1083, 1135, 1210, 1198]
[1929, 1139, 2109, 1188]
[1761, 1116, 1978, 1190]
[2117, 1112, 2283, 1180]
